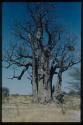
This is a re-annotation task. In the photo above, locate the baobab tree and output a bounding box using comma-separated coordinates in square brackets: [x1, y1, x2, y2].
[3, 3, 80, 103]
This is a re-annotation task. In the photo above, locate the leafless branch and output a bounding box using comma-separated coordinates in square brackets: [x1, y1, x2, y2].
[8, 63, 32, 80]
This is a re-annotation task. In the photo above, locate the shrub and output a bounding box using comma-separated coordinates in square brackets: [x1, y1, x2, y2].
[2, 87, 9, 97]
[68, 90, 80, 96]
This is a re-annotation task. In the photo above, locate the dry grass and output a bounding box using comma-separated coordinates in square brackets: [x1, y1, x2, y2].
[2, 95, 81, 122]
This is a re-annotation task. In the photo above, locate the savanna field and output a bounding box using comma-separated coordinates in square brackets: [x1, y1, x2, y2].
[2, 95, 80, 122]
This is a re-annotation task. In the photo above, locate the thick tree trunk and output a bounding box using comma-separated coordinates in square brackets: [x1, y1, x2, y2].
[53, 70, 62, 101]
[35, 51, 52, 103]
[38, 68, 51, 103]
[32, 49, 52, 103]
[32, 52, 38, 102]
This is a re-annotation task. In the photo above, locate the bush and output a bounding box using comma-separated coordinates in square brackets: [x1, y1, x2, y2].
[2, 87, 9, 97]
[68, 90, 80, 96]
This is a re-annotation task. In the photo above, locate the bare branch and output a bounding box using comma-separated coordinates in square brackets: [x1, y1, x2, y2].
[18, 54, 32, 59]
[62, 60, 81, 72]
[8, 63, 32, 80]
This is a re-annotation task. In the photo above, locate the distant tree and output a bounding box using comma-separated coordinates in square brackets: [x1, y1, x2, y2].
[13, 93, 19, 96]
[68, 67, 81, 92]
[68, 89, 80, 96]
[2, 87, 9, 97]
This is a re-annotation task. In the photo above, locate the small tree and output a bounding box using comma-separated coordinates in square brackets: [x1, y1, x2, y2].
[2, 87, 9, 97]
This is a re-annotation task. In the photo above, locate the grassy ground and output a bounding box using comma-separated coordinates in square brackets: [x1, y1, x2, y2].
[2, 95, 81, 122]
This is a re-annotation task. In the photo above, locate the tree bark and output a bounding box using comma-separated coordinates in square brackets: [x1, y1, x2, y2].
[53, 69, 62, 101]
[37, 67, 51, 103]
[32, 50, 51, 103]
[32, 52, 38, 102]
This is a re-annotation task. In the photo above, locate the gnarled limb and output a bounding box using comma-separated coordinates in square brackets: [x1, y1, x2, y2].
[8, 62, 32, 80]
